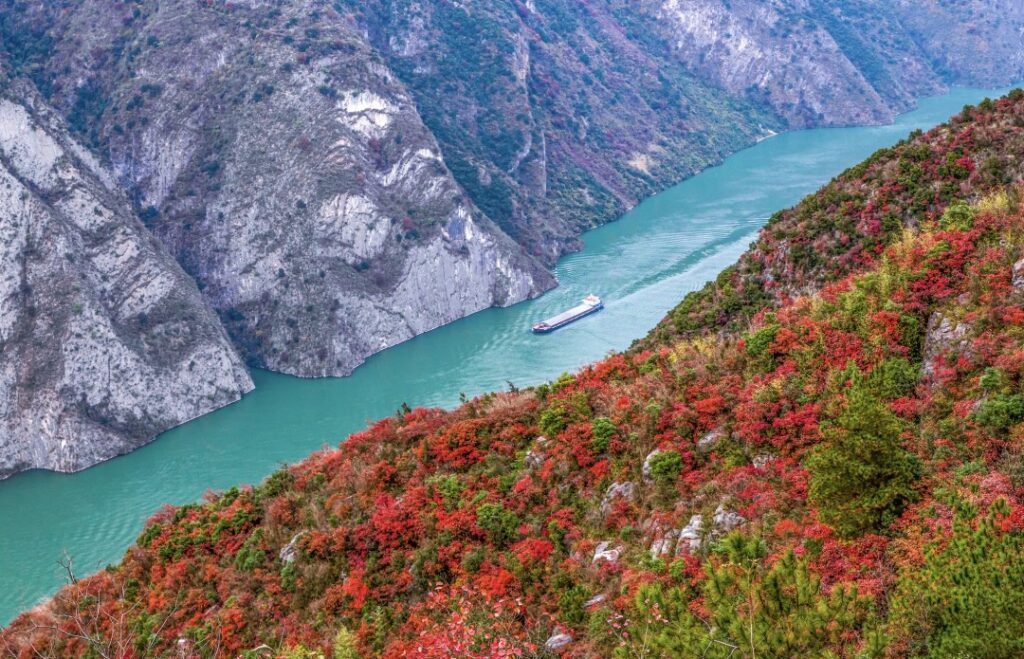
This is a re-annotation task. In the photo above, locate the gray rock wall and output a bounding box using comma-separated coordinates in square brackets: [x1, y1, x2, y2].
[0, 85, 253, 478]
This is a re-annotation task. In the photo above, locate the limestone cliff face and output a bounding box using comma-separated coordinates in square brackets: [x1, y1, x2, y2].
[349, 0, 781, 261]
[5, 0, 550, 377]
[649, 0, 1024, 128]
[0, 82, 253, 478]
[10, 0, 1022, 381]
[890, 0, 1024, 87]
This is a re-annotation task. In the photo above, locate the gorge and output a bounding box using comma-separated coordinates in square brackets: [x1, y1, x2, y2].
[2, 0, 1024, 479]
[0, 84, 1011, 629]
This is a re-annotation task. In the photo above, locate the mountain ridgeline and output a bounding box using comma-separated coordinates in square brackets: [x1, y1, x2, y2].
[0, 0, 1022, 476]
[7, 90, 1024, 657]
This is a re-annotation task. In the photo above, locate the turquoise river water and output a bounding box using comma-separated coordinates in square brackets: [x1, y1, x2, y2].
[0, 86, 1014, 625]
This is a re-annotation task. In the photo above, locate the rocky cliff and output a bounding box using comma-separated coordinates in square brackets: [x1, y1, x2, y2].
[0, 0, 1023, 476]
[0, 78, 253, 478]
[0, 0, 551, 378]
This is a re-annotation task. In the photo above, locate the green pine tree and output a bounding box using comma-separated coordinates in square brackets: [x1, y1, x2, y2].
[888, 500, 1024, 658]
[807, 382, 920, 538]
[615, 533, 883, 658]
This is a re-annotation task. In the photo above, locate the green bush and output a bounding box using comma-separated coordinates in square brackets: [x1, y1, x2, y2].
[332, 627, 359, 659]
[616, 533, 883, 658]
[539, 407, 568, 438]
[234, 529, 265, 572]
[866, 358, 919, 399]
[558, 585, 590, 626]
[745, 322, 780, 358]
[973, 394, 1024, 433]
[428, 474, 463, 510]
[591, 417, 617, 453]
[887, 500, 1024, 657]
[476, 503, 519, 545]
[939, 201, 974, 231]
[648, 450, 683, 484]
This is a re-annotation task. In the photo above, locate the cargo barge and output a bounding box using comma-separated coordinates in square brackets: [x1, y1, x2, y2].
[531, 294, 603, 333]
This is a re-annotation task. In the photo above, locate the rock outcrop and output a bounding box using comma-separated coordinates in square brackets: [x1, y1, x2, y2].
[0, 82, 252, 478]
[922, 312, 971, 380]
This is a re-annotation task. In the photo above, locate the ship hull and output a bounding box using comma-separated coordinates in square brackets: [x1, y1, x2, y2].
[531, 302, 603, 333]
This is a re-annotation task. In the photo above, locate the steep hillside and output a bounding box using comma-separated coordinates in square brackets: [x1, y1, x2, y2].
[345, 0, 778, 259]
[0, 0, 1022, 477]
[0, 77, 253, 479]
[8, 94, 1024, 658]
[645, 90, 1024, 346]
[646, 0, 1024, 128]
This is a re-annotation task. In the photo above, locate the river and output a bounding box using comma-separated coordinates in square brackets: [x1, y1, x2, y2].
[0, 86, 1013, 625]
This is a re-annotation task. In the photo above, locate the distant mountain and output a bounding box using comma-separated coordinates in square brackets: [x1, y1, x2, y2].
[8, 90, 1024, 658]
[0, 0, 1022, 476]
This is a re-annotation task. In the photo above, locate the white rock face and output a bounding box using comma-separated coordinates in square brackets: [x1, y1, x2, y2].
[650, 529, 679, 560]
[697, 427, 724, 450]
[524, 436, 548, 470]
[592, 541, 623, 564]
[1012, 258, 1024, 289]
[922, 312, 970, 379]
[0, 87, 252, 479]
[601, 481, 637, 512]
[713, 504, 746, 534]
[544, 633, 572, 652]
[676, 515, 705, 555]
[64, 0, 554, 378]
[279, 532, 306, 564]
[654, 0, 941, 128]
[670, 505, 747, 556]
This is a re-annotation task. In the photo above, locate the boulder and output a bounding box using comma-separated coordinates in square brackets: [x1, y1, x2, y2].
[922, 312, 970, 379]
[698, 427, 724, 450]
[676, 514, 704, 555]
[649, 529, 679, 559]
[674, 506, 746, 556]
[544, 633, 573, 652]
[279, 532, 306, 564]
[592, 541, 622, 564]
[601, 481, 638, 512]
[524, 436, 549, 470]
[713, 505, 746, 534]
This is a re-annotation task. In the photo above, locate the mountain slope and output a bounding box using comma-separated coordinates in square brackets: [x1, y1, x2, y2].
[645, 91, 1024, 347]
[0, 78, 253, 479]
[7, 93, 1024, 658]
